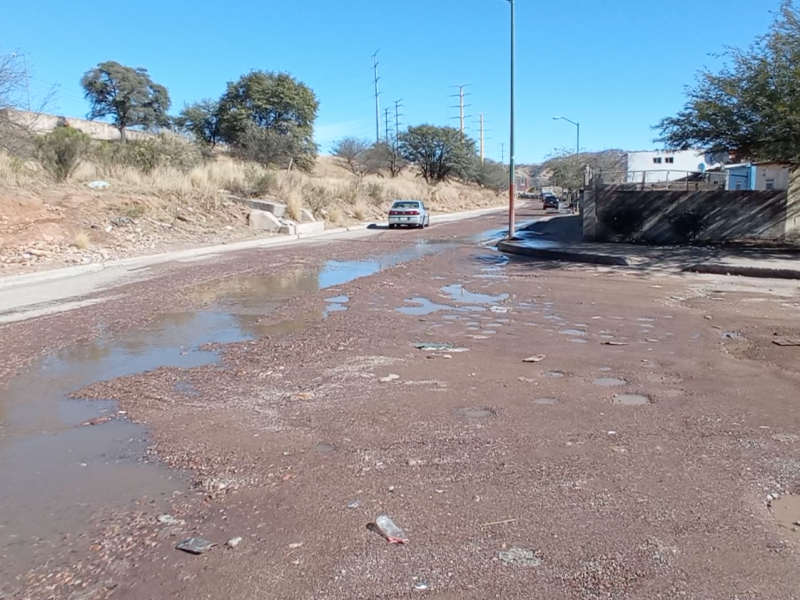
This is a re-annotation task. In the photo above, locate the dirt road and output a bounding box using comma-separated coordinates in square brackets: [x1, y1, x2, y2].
[3, 208, 800, 599]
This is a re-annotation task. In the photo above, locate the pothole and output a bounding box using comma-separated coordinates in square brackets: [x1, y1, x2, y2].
[455, 407, 497, 419]
[533, 398, 559, 405]
[314, 442, 337, 454]
[612, 394, 651, 406]
[593, 377, 627, 387]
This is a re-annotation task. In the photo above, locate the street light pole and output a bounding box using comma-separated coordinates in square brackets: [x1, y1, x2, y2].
[507, 0, 516, 239]
[553, 116, 580, 163]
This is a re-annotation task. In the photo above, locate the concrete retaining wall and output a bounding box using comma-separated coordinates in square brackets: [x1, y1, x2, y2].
[583, 184, 795, 244]
[0, 108, 151, 141]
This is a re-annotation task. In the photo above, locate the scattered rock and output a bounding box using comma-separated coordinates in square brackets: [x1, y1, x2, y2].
[379, 374, 400, 383]
[176, 537, 217, 555]
[522, 354, 546, 363]
[226, 537, 243, 549]
[157, 514, 185, 526]
[368, 514, 408, 544]
[288, 542, 304, 550]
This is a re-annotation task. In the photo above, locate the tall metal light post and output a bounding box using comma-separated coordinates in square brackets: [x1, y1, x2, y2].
[506, 0, 516, 239]
[553, 116, 580, 164]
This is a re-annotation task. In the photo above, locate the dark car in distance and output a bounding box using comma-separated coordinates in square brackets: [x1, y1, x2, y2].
[542, 195, 559, 210]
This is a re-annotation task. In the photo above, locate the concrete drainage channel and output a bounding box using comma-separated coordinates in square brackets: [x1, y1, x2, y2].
[0, 223, 512, 578]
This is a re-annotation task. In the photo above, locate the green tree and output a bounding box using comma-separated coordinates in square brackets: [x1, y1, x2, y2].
[216, 70, 319, 171]
[471, 158, 508, 194]
[36, 125, 92, 182]
[655, 1, 800, 163]
[398, 125, 477, 184]
[81, 61, 170, 142]
[175, 99, 221, 148]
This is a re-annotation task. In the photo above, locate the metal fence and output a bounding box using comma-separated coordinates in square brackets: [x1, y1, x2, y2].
[586, 168, 742, 191]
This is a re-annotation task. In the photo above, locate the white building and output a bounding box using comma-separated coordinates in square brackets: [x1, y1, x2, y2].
[626, 150, 724, 184]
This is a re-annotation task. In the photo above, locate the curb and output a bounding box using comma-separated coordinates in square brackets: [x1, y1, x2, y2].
[497, 240, 632, 266]
[0, 205, 507, 290]
[683, 263, 800, 280]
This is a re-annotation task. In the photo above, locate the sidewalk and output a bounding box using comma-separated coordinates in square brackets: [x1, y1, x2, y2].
[498, 214, 800, 279]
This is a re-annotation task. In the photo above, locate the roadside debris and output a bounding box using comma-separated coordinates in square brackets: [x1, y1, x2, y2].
[380, 374, 400, 383]
[601, 341, 629, 346]
[773, 339, 800, 347]
[176, 537, 217, 555]
[157, 514, 185, 526]
[226, 537, 243, 549]
[522, 354, 546, 363]
[413, 581, 430, 591]
[347, 500, 361, 509]
[87, 180, 111, 189]
[368, 514, 408, 544]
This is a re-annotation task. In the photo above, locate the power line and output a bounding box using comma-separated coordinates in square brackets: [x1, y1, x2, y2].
[372, 50, 380, 144]
[449, 84, 472, 134]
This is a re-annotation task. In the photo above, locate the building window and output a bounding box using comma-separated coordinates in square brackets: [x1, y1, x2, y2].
[665, 157, 675, 164]
[653, 157, 663, 164]
[765, 178, 776, 190]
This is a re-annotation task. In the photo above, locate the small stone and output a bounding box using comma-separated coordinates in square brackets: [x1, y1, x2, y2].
[388, 486, 396, 493]
[226, 537, 243, 549]
[413, 581, 430, 591]
[379, 374, 400, 383]
[288, 542, 304, 549]
[522, 354, 546, 363]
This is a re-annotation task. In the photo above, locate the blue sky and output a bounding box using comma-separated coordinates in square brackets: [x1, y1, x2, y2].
[1, 0, 777, 163]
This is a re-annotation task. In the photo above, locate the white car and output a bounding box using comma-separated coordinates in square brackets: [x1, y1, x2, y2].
[388, 199, 430, 229]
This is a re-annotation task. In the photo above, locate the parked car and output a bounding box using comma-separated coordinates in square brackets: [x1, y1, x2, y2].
[388, 199, 430, 228]
[542, 195, 559, 210]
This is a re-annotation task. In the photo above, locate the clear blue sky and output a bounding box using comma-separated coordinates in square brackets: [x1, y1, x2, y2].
[1, 0, 777, 163]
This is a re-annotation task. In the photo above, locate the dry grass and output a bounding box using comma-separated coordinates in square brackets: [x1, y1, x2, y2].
[72, 231, 90, 249]
[0, 152, 503, 227]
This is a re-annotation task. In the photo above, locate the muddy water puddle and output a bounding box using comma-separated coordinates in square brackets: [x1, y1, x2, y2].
[594, 377, 627, 387]
[1, 237, 486, 579]
[772, 494, 800, 533]
[613, 394, 651, 406]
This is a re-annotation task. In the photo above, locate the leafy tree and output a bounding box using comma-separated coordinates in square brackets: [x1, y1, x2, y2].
[216, 70, 318, 171]
[366, 142, 407, 178]
[331, 136, 370, 175]
[655, 1, 800, 163]
[398, 125, 477, 184]
[471, 159, 508, 194]
[81, 61, 171, 142]
[36, 125, 92, 182]
[175, 99, 221, 147]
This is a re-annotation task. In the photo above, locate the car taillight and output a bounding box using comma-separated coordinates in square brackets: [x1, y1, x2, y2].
[389, 210, 399, 215]
[408, 210, 419, 215]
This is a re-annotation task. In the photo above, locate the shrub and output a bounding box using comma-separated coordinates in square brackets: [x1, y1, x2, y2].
[366, 181, 384, 205]
[93, 133, 203, 174]
[36, 127, 92, 182]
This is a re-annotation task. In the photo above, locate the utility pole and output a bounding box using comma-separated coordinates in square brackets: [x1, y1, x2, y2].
[479, 113, 485, 163]
[393, 99, 403, 144]
[372, 50, 381, 144]
[384, 107, 391, 143]
[449, 84, 472, 134]
[507, 0, 516, 239]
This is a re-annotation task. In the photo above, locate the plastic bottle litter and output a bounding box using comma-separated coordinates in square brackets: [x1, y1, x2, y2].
[369, 514, 408, 544]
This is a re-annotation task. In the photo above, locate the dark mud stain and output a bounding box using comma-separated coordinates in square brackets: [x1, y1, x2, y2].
[455, 407, 497, 419]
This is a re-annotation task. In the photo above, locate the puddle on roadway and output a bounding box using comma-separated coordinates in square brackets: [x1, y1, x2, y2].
[0, 236, 487, 579]
[772, 495, 800, 533]
[314, 442, 337, 455]
[569, 339, 589, 344]
[598, 366, 613, 372]
[613, 394, 651, 405]
[440, 284, 509, 305]
[542, 371, 566, 378]
[455, 407, 497, 419]
[594, 377, 627, 387]
[324, 295, 349, 316]
[396, 297, 452, 316]
[561, 329, 586, 336]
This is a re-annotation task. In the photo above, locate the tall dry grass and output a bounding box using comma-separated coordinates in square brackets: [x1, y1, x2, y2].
[0, 151, 503, 225]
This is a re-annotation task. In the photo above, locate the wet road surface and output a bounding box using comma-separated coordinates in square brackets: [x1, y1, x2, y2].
[3, 206, 800, 599]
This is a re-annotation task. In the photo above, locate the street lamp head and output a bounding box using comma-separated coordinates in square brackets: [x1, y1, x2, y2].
[553, 116, 562, 120]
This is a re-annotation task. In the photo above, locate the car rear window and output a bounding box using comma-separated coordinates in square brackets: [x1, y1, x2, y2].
[392, 201, 420, 209]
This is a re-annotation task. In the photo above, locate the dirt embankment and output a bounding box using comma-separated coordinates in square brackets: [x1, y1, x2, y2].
[0, 155, 503, 275]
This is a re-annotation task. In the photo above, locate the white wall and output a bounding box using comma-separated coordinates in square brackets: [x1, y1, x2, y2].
[754, 164, 791, 191]
[626, 150, 721, 183]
